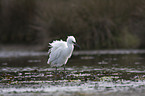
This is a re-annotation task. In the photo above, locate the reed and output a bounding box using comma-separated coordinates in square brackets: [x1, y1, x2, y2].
[0, 0, 145, 50]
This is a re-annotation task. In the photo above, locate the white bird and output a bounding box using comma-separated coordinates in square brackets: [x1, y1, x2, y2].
[47, 36, 79, 71]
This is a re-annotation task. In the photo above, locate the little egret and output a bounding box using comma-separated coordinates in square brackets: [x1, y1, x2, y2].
[47, 36, 79, 71]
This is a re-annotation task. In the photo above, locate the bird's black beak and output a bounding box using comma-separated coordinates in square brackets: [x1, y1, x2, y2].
[73, 41, 80, 48]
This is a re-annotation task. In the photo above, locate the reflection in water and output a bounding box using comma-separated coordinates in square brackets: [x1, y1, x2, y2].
[0, 51, 145, 95]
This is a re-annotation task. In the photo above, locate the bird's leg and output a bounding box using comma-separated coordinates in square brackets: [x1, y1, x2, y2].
[56, 67, 57, 71]
[63, 64, 65, 71]
[54, 67, 57, 80]
[63, 64, 67, 78]
[55, 67, 57, 75]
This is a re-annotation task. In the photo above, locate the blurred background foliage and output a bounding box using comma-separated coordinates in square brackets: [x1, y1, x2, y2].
[0, 0, 145, 50]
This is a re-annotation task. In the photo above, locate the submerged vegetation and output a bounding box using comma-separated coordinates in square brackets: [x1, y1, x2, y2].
[0, 0, 145, 50]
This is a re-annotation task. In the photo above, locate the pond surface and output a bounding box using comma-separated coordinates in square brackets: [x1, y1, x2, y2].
[0, 50, 145, 96]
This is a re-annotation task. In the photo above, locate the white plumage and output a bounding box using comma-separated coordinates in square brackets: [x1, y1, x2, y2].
[47, 36, 77, 69]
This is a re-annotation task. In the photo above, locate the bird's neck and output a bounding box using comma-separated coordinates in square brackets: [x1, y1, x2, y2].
[67, 43, 74, 51]
[66, 43, 74, 58]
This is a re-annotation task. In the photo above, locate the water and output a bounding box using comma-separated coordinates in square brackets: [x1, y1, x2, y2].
[0, 50, 145, 96]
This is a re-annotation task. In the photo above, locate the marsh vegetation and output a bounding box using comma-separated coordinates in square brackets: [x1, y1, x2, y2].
[0, 0, 145, 50]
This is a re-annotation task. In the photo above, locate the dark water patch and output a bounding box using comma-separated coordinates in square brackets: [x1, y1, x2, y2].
[0, 50, 145, 95]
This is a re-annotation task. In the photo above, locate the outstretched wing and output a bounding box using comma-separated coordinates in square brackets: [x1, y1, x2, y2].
[48, 48, 62, 65]
[47, 40, 67, 65]
[48, 40, 67, 54]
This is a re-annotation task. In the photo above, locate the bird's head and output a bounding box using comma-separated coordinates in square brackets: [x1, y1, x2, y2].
[67, 36, 76, 44]
[67, 36, 80, 48]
